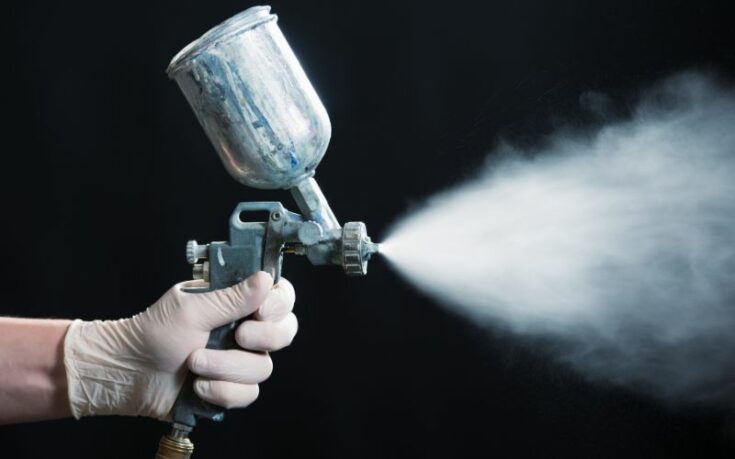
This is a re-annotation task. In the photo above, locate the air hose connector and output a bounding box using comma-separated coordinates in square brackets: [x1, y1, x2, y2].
[155, 425, 194, 459]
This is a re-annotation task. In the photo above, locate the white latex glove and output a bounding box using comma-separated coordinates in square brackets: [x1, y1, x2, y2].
[63, 271, 297, 420]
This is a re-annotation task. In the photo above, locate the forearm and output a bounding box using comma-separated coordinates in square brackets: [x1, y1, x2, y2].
[0, 318, 72, 424]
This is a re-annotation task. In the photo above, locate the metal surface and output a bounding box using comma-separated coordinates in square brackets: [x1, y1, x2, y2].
[298, 221, 323, 245]
[167, 5, 331, 189]
[155, 424, 194, 459]
[186, 240, 208, 264]
[290, 177, 340, 232]
[342, 222, 379, 275]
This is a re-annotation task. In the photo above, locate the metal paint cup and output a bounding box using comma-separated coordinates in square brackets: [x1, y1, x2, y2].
[167, 6, 331, 189]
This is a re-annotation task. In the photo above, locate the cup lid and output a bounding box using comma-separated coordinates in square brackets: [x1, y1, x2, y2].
[167, 6, 277, 77]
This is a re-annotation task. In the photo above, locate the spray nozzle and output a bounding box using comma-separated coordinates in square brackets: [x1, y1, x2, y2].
[288, 179, 377, 276]
[341, 222, 379, 276]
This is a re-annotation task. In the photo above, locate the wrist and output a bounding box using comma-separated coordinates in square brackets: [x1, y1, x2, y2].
[0, 318, 73, 424]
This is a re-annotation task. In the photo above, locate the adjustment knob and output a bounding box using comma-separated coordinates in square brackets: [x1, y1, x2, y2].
[341, 222, 375, 276]
[186, 240, 208, 265]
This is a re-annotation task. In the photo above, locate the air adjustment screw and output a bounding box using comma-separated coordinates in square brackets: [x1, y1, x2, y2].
[186, 240, 209, 265]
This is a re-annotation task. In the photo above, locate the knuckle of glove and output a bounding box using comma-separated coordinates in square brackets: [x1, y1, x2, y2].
[233, 384, 260, 409]
[258, 278, 296, 321]
[235, 321, 285, 351]
[190, 349, 273, 383]
[270, 314, 298, 349]
[240, 352, 273, 383]
[260, 324, 282, 350]
[241, 272, 273, 301]
[250, 314, 297, 350]
[275, 278, 296, 310]
[188, 349, 207, 372]
[262, 354, 274, 380]
[195, 380, 260, 409]
[284, 313, 298, 346]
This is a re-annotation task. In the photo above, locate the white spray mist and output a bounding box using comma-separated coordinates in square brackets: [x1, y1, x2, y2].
[381, 72, 735, 408]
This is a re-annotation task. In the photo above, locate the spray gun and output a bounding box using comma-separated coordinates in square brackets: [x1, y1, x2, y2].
[155, 6, 378, 458]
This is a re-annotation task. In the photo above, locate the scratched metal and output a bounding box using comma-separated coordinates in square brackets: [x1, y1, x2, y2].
[167, 6, 331, 189]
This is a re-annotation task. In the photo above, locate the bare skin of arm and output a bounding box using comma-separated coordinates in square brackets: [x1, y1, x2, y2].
[0, 318, 72, 424]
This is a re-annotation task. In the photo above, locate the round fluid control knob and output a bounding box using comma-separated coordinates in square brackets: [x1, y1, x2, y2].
[341, 222, 379, 276]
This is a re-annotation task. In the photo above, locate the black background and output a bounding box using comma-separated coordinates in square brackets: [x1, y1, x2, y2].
[2, 0, 735, 457]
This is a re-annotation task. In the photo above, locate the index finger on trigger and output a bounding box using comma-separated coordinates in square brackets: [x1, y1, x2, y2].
[255, 277, 295, 322]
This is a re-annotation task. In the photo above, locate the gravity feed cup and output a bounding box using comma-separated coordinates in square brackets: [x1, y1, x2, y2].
[167, 5, 331, 190]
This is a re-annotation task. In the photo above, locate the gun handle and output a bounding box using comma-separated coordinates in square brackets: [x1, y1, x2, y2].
[156, 314, 250, 458]
[156, 201, 286, 459]
[169, 318, 243, 426]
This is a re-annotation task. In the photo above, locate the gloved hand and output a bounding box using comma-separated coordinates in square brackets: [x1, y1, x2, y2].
[63, 271, 297, 420]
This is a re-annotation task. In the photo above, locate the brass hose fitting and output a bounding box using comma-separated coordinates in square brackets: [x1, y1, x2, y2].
[155, 425, 194, 459]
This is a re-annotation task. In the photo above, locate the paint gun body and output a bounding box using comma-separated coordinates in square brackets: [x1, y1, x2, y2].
[156, 6, 377, 458]
[169, 196, 376, 429]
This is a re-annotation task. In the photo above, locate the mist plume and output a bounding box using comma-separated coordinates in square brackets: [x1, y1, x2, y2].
[382, 71, 735, 408]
